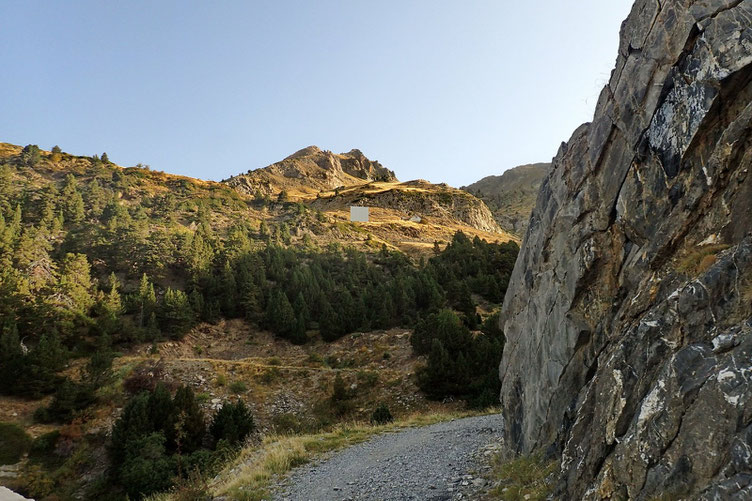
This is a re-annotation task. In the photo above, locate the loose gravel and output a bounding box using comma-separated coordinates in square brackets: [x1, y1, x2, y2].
[272, 413, 503, 501]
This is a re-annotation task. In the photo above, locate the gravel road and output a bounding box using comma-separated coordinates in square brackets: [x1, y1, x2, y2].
[273, 413, 503, 501]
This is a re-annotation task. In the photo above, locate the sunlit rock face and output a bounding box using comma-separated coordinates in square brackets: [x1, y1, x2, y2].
[499, 0, 752, 498]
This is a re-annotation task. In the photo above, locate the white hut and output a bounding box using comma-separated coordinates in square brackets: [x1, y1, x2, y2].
[350, 206, 369, 222]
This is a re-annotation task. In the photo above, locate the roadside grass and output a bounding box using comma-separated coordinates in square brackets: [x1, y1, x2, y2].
[487, 451, 556, 501]
[212, 407, 499, 501]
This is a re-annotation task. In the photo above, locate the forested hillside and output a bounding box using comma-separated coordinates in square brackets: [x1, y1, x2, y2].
[0, 142, 517, 500]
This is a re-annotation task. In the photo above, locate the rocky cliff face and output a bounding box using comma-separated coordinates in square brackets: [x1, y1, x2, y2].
[499, 1, 752, 499]
[462, 163, 550, 236]
[225, 146, 397, 197]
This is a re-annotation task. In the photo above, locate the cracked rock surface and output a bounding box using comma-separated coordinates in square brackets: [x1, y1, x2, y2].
[271, 414, 502, 501]
[499, 0, 752, 498]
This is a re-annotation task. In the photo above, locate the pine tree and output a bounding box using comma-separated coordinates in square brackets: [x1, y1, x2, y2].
[20, 144, 41, 167]
[61, 174, 85, 224]
[265, 289, 296, 339]
[0, 320, 24, 394]
[147, 383, 174, 432]
[209, 400, 254, 446]
[138, 273, 157, 328]
[159, 288, 195, 338]
[58, 253, 94, 314]
[167, 385, 205, 454]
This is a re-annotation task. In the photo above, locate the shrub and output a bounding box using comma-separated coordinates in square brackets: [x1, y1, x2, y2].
[330, 373, 353, 416]
[34, 379, 96, 423]
[123, 361, 167, 394]
[210, 400, 255, 446]
[357, 370, 379, 388]
[259, 367, 281, 384]
[370, 404, 393, 425]
[0, 422, 32, 465]
[229, 381, 247, 394]
[28, 431, 60, 464]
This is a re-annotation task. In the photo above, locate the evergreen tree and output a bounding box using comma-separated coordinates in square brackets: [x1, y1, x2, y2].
[209, 400, 254, 446]
[0, 320, 24, 394]
[167, 385, 205, 454]
[159, 288, 195, 338]
[61, 174, 85, 224]
[20, 144, 41, 167]
[265, 289, 296, 339]
[137, 273, 157, 328]
[58, 253, 95, 314]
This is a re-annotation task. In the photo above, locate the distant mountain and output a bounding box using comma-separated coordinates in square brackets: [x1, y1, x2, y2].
[224, 146, 397, 198]
[461, 162, 550, 236]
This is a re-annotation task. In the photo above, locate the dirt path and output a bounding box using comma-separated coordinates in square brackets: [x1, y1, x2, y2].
[273, 414, 503, 501]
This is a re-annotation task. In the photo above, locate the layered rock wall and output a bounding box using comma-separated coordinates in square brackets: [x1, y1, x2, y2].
[499, 1, 752, 498]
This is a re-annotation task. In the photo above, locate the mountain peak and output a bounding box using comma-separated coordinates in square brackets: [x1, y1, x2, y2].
[284, 145, 323, 160]
[226, 147, 397, 197]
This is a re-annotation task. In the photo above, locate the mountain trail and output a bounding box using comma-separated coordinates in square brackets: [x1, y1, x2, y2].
[272, 413, 502, 501]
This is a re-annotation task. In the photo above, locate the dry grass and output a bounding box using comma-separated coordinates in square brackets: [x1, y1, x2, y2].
[487, 451, 557, 501]
[676, 244, 730, 276]
[211, 408, 498, 501]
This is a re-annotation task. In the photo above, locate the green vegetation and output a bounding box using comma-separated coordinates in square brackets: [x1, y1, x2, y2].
[0, 422, 32, 465]
[370, 403, 393, 425]
[214, 409, 493, 501]
[412, 309, 505, 407]
[0, 145, 520, 499]
[488, 452, 557, 501]
[108, 383, 254, 499]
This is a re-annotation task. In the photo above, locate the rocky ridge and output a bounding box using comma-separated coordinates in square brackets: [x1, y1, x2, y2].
[499, 1, 752, 499]
[462, 163, 550, 236]
[225, 146, 397, 198]
[311, 179, 502, 234]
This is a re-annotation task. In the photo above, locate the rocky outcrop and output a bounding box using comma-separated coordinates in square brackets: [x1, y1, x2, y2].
[462, 163, 550, 236]
[499, 1, 752, 499]
[225, 146, 396, 197]
[311, 179, 503, 233]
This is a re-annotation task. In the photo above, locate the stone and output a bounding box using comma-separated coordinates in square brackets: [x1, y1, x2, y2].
[498, 1, 752, 499]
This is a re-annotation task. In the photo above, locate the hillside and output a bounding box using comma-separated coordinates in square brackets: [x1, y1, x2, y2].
[0, 141, 517, 499]
[499, 1, 752, 499]
[462, 162, 549, 236]
[225, 146, 397, 198]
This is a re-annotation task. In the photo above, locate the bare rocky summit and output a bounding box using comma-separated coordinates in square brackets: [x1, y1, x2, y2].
[499, 1, 752, 499]
[225, 146, 397, 198]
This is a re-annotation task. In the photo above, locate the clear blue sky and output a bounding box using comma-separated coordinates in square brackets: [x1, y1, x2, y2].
[1, 1, 633, 187]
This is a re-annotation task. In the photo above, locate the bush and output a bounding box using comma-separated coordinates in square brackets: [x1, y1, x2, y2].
[123, 361, 167, 395]
[28, 431, 60, 463]
[330, 373, 353, 417]
[0, 422, 32, 465]
[34, 379, 96, 423]
[229, 381, 247, 394]
[370, 404, 393, 425]
[209, 400, 255, 446]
